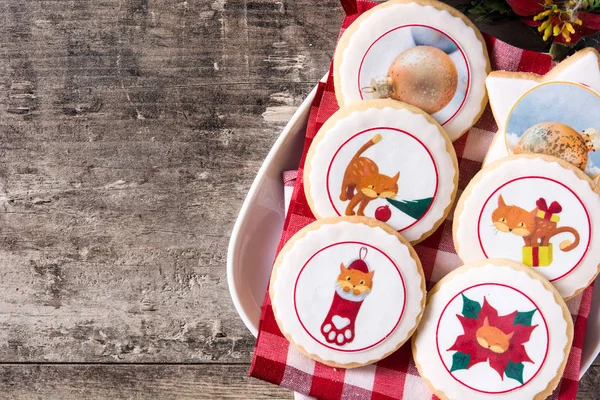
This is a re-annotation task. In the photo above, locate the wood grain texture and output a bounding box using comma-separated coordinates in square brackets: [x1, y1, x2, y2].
[0, 0, 595, 398]
[0, 364, 293, 399]
[0, 362, 594, 399]
[0, 0, 341, 364]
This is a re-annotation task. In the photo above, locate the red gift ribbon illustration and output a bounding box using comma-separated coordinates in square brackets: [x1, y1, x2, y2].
[531, 246, 540, 266]
[320, 247, 373, 346]
[536, 197, 562, 220]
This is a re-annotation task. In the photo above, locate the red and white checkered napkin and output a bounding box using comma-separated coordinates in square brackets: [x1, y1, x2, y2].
[250, 2, 593, 398]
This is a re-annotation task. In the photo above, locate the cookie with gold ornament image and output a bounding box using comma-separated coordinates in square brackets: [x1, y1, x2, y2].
[269, 217, 426, 368]
[453, 154, 600, 300]
[334, 0, 490, 141]
[484, 48, 600, 182]
[412, 259, 573, 400]
[304, 99, 458, 244]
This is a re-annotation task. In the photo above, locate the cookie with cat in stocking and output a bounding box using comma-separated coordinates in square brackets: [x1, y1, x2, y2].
[304, 100, 458, 244]
[413, 259, 573, 400]
[453, 154, 600, 299]
[269, 217, 426, 368]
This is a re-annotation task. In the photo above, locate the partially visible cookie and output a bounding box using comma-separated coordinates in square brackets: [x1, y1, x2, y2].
[413, 259, 573, 400]
[269, 217, 426, 368]
[453, 154, 600, 299]
[334, 0, 490, 141]
[483, 48, 600, 181]
[304, 99, 458, 244]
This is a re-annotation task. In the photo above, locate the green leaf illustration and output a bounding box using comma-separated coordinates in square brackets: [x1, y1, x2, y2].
[505, 361, 525, 384]
[386, 197, 433, 221]
[461, 294, 481, 319]
[450, 351, 471, 372]
[514, 309, 537, 326]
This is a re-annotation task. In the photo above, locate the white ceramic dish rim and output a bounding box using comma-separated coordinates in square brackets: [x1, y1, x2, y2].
[226, 79, 600, 379]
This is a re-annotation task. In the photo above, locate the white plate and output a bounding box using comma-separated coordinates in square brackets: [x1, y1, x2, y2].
[226, 81, 600, 379]
[227, 82, 319, 337]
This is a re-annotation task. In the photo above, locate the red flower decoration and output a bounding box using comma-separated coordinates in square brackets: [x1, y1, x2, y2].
[507, 0, 600, 44]
[448, 297, 537, 379]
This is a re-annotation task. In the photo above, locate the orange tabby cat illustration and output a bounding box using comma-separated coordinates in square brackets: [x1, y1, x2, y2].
[336, 262, 375, 298]
[339, 134, 400, 216]
[476, 317, 513, 354]
[492, 195, 580, 250]
[321, 248, 375, 346]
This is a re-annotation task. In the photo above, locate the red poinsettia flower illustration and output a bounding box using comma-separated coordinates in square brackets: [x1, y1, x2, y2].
[507, 0, 600, 44]
[448, 296, 538, 382]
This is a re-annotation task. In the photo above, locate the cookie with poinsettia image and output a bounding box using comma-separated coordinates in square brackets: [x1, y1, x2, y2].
[304, 100, 458, 244]
[269, 216, 426, 368]
[412, 259, 573, 400]
[333, 0, 490, 141]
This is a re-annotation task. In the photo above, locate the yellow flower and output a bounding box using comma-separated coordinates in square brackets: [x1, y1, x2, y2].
[533, 1, 584, 43]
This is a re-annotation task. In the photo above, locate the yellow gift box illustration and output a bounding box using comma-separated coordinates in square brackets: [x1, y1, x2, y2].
[536, 209, 560, 222]
[522, 244, 553, 267]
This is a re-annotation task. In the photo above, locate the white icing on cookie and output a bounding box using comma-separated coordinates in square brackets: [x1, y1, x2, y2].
[270, 218, 425, 367]
[334, 0, 489, 141]
[454, 155, 600, 299]
[484, 49, 600, 179]
[413, 260, 572, 399]
[305, 100, 457, 244]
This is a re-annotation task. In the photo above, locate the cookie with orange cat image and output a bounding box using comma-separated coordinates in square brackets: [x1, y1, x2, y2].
[413, 259, 573, 400]
[453, 154, 600, 300]
[304, 99, 458, 244]
[269, 217, 425, 368]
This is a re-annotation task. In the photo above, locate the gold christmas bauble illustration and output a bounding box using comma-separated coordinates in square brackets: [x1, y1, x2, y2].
[513, 122, 599, 170]
[386, 46, 458, 114]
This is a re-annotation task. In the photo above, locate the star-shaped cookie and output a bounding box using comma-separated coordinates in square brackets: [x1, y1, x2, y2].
[483, 48, 600, 181]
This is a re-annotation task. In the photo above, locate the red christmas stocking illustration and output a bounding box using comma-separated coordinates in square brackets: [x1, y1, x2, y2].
[321, 247, 374, 346]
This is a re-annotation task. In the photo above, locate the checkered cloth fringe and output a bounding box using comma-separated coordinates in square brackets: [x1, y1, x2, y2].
[249, 2, 592, 399]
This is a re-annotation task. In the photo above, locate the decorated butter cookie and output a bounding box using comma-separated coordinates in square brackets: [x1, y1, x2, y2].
[413, 259, 573, 400]
[454, 154, 600, 299]
[304, 100, 458, 244]
[333, 0, 490, 141]
[484, 48, 600, 181]
[270, 217, 426, 368]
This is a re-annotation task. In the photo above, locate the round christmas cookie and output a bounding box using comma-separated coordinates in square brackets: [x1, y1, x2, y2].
[412, 259, 573, 400]
[483, 48, 600, 181]
[304, 100, 458, 244]
[453, 154, 600, 299]
[333, 0, 490, 141]
[269, 217, 426, 368]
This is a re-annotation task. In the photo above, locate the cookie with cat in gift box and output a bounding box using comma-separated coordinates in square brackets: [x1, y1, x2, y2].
[453, 154, 600, 299]
[269, 217, 426, 368]
[304, 100, 458, 244]
[413, 259, 573, 400]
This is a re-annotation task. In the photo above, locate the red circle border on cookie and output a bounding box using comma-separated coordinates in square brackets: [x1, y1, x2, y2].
[325, 127, 439, 232]
[357, 24, 471, 126]
[476, 176, 591, 282]
[293, 241, 407, 352]
[435, 282, 550, 395]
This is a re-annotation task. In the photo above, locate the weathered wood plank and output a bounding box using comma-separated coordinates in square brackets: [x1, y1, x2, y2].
[0, 0, 341, 363]
[0, 363, 292, 399]
[579, 363, 600, 400]
[0, 362, 595, 399]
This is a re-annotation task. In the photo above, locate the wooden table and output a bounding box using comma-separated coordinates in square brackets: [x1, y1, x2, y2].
[0, 0, 596, 398]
